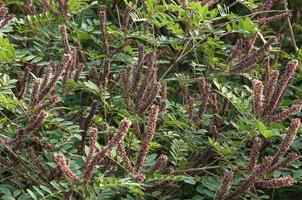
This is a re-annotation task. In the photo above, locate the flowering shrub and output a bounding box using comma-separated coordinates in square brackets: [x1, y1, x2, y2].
[0, 0, 301, 199]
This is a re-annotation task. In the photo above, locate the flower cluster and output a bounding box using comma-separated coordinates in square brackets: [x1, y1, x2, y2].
[185, 77, 219, 121]
[55, 154, 80, 184]
[83, 118, 132, 182]
[252, 61, 302, 122]
[229, 35, 282, 74]
[8, 109, 48, 148]
[120, 46, 165, 117]
[216, 118, 301, 200]
[135, 105, 159, 174]
[0, 0, 14, 29]
[80, 100, 99, 153]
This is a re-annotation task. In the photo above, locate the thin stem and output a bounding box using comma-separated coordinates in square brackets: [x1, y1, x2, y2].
[173, 166, 221, 173]
[283, 0, 298, 54]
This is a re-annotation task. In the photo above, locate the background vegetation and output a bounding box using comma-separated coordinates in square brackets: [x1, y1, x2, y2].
[0, 0, 302, 199]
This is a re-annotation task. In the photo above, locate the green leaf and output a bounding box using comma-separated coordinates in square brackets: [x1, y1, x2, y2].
[68, 0, 90, 13]
[192, 195, 205, 200]
[13, 190, 21, 197]
[183, 176, 196, 185]
[26, 189, 37, 200]
[256, 120, 278, 138]
[0, 187, 11, 196]
[0, 38, 15, 61]
[1, 195, 14, 200]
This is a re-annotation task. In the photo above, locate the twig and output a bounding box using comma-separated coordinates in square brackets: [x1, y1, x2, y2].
[173, 166, 221, 173]
[283, 0, 298, 54]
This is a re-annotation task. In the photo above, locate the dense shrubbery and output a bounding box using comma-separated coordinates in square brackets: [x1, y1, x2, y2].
[0, 0, 302, 199]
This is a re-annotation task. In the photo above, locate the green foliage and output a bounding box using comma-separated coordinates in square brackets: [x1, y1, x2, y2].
[0, 0, 301, 199]
[0, 38, 15, 61]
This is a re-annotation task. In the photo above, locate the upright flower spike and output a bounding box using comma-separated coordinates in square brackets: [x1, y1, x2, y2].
[82, 100, 99, 133]
[151, 154, 168, 172]
[226, 156, 274, 200]
[258, 11, 292, 27]
[222, 119, 300, 200]
[256, 176, 293, 188]
[187, 96, 195, 120]
[84, 119, 131, 182]
[248, 137, 261, 171]
[210, 125, 220, 139]
[272, 118, 300, 164]
[159, 80, 167, 122]
[198, 82, 211, 119]
[55, 154, 80, 184]
[136, 65, 155, 111]
[63, 47, 77, 87]
[7, 110, 47, 147]
[30, 78, 43, 106]
[227, 33, 258, 62]
[160, 80, 167, 106]
[263, 70, 279, 108]
[135, 105, 159, 174]
[229, 36, 280, 74]
[215, 169, 234, 200]
[80, 100, 99, 153]
[121, 67, 132, 110]
[117, 140, 133, 172]
[120, 50, 159, 114]
[26, 147, 47, 176]
[89, 127, 98, 152]
[225, 38, 244, 64]
[35, 94, 61, 113]
[60, 24, 70, 51]
[245, 34, 258, 55]
[263, 57, 270, 82]
[123, 0, 138, 29]
[40, 66, 53, 91]
[132, 122, 141, 139]
[133, 172, 145, 181]
[74, 63, 84, 82]
[0, 0, 13, 30]
[17, 66, 31, 100]
[24, 109, 48, 134]
[27, 0, 36, 15]
[86, 127, 98, 165]
[57, 0, 68, 20]
[271, 152, 300, 171]
[257, 0, 274, 12]
[208, 93, 218, 114]
[99, 6, 109, 54]
[33, 138, 55, 152]
[222, 96, 230, 116]
[38, 53, 72, 102]
[131, 45, 145, 93]
[261, 101, 302, 123]
[138, 82, 160, 113]
[0, 0, 8, 18]
[42, 0, 52, 12]
[48, 165, 62, 181]
[267, 61, 297, 114]
[91, 67, 100, 86]
[64, 190, 73, 200]
[252, 80, 264, 117]
[200, 0, 217, 7]
[197, 77, 207, 96]
[250, 61, 301, 123]
[102, 58, 112, 90]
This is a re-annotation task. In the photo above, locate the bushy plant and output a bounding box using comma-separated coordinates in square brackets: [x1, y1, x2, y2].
[0, 0, 301, 199]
